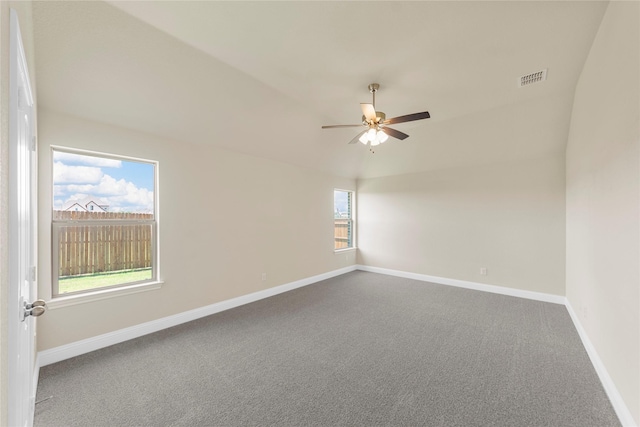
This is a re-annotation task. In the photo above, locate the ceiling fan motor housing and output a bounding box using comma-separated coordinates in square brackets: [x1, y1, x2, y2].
[362, 111, 385, 125]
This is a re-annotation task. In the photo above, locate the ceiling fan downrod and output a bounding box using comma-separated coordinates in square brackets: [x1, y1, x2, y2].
[368, 83, 379, 109]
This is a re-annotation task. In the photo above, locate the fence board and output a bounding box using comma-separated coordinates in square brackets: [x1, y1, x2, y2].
[55, 211, 153, 277]
[334, 219, 351, 249]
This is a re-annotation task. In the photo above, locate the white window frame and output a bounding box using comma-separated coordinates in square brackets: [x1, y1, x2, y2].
[51, 146, 160, 300]
[334, 188, 355, 252]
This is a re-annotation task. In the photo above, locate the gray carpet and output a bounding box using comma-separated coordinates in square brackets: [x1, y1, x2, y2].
[34, 271, 620, 426]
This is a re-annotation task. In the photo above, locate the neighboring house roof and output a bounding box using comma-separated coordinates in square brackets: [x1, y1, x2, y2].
[62, 202, 86, 212]
[61, 197, 109, 212]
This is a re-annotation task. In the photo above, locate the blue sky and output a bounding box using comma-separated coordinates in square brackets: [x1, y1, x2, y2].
[107, 161, 154, 191]
[334, 190, 350, 217]
[53, 150, 155, 213]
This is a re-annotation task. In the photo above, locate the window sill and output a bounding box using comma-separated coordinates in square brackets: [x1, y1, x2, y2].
[334, 247, 357, 253]
[47, 280, 164, 310]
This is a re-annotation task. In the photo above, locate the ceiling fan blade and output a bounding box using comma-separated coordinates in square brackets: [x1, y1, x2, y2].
[381, 127, 409, 140]
[383, 111, 430, 125]
[348, 130, 367, 144]
[361, 103, 377, 122]
[322, 124, 363, 129]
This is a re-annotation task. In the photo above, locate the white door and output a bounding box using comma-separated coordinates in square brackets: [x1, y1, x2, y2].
[8, 9, 41, 427]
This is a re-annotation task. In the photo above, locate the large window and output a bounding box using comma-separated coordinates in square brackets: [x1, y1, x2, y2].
[334, 189, 354, 250]
[51, 147, 158, 296]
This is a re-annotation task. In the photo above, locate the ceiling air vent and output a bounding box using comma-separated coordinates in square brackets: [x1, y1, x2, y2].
[519, 69, 547, 87]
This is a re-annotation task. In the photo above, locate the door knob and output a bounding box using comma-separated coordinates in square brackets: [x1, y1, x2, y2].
[24, 299, 47, 319]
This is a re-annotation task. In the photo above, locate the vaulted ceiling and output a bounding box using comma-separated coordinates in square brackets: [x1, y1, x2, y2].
[32, 1, 608, 179]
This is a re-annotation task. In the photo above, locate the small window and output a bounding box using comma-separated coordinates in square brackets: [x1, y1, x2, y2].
[51, 147, 158, 296]
[334, 189, 354, 250]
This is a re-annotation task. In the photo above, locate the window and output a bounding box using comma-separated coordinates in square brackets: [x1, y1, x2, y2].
[51, 147, 158, 297]
[334, 189, 354, 250]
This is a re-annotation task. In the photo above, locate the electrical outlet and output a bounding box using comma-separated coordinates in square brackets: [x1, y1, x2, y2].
[480, 267, 487, 276]
[261, 273, 267, 281]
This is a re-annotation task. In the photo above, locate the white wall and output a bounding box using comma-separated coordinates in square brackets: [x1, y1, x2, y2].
[566, 1, 640, 424]
[37, 109, 355, 351]
[357, 103, 567, 296]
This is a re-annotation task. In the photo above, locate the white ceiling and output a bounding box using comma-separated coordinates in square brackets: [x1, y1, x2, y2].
[31, 1, 608, 179]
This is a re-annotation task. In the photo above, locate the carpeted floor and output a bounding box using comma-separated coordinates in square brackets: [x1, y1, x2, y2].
[34, 271, 620, 426]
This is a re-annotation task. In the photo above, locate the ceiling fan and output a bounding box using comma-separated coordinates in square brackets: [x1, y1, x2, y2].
[322, 83, 430, 149]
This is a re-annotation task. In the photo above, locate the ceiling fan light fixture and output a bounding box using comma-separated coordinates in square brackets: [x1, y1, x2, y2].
[359, 133, 369, 144]
[377, 130, 389, 143]
[366, 128, 377, 142]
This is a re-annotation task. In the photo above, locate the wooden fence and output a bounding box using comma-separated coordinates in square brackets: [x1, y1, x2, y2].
[54, 211, 153, 277]
[334, 219, 352, 249]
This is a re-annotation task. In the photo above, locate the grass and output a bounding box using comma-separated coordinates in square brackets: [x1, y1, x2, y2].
[59, 268, 152, 294]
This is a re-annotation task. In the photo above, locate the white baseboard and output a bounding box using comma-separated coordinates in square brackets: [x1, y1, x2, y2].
[355, 264, 566, 304]
[38, 265, 357, 367]
[565, 301, 637, 427]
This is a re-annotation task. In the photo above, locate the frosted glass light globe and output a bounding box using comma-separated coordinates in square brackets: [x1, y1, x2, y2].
[377, 131, 389, 143]
[367, 128, 377, 142]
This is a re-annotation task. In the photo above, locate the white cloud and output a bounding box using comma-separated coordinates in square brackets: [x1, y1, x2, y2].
[53, 162, 103, 184]
[96, 174, 130, 196]
[53, 186, 67, 197]
[57, 174, 154, 214]
[62, 175, 125, 196]
[106, 180, 154, 213]
[64, 184, 96, 194]
[53, 151, 122, 168]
